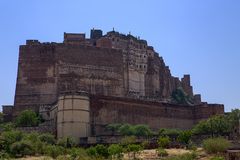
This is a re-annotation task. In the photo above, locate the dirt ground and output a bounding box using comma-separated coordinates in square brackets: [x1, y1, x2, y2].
[16, 148, 214, 160]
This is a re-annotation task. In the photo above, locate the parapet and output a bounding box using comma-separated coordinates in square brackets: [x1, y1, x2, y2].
[26, 40, 40, 45]
[64, 32, 86, 43]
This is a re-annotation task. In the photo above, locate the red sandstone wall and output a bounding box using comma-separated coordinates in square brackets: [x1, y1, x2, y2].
[14, 44, 58, 116]
[90, 96, 224, 136]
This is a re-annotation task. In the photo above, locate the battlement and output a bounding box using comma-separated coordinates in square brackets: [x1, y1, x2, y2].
[26, 40, 40, 45]
[64, 32, 86, 43]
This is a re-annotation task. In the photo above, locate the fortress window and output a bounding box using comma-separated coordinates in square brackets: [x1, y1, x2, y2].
[144, 65, 146, 68]
[140, 65, 142, 68]
[112, 38, 115, 41]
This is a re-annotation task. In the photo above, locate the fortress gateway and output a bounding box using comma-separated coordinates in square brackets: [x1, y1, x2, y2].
[4, 29, 224, 141]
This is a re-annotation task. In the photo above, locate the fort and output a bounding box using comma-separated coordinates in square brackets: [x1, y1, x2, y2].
[3, 29, 224, 142]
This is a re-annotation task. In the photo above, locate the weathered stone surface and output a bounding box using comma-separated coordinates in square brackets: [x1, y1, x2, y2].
[11, 29, 224, 133]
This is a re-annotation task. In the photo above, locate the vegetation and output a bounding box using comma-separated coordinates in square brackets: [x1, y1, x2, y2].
[193, 109, 240, 137]
[203, 137, 231, 154]
[158, 136, 170, 148]
[159, 128, 182, 136]
[157, 147, 168, 157]
[108, 144, 123, 159]
[0, 109, 239, 159]
[210, 156, 225, 160]
[15, 110, 40, 127]
[171, 87, 193, 105]
[164, 152, 197, 160]
[177, 130, 192, 147]
[106, 123, 153, 137]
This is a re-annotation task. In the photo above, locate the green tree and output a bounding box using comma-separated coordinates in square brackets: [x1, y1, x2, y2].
[226, 109, 240, 130]
[193, 115, 230, 137]
[15, 110, 40, 127]
[177, 130, 192, 147]
[133, 124, 152, 137]
[106, 123, 122, 135]
[118, 124, 135, 136]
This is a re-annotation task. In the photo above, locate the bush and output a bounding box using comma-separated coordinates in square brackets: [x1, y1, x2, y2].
[203, 137, 231, 154]
[141, 140, 150, 149]
[68, 147, 89, 159]
[133, 124, 152, 137]
[95, 144, 109, 158]
[56, 155, 72, 160]
[86, 146, 97, 157]
[157, 148, 168, 157]
[39, 133, 56, 145]
[118, 124, 135, 136]
[120, 136, 136, 146]
[86, 145, 109, 158]
[108, 144, 123, 159]
[158, 136, 170, 148]
[57, 136, 76, 148]
[0, 150, 10, 159]
[159, 128, 182, 136]
[126, 144, 143, 159]
[177, 130, 192, 146]
[0, 130, 24, 152]
[210, 156, 225, 160]
[44, 145, 65, 158]
[10, 140, 34, 157]
[15, 110, 40, 127]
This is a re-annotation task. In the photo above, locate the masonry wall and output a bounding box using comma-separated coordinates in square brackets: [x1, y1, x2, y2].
[90, 96, 224, 136]
[14, 43, 58, 116]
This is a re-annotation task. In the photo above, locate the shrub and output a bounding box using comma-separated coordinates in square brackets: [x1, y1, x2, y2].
[210, 156, 225, 160]
[106, 123, 122, 135]
[118, 124, 135, 136]
[57, 136, 76, 148]
[177, 130, 192, 146]
[108, 144, 123, 159]
[10, 140, 34, 157]
[86, 146, 97, 157]
[86, 145, 109, 158]
[56, 155, 72, 160]
[120, 136, 136, 146]
[0, 130, 24, 152]
[15, 110, 40, 127]
[141, 140, 150, 149]
[158, 136, 170, 148]
[0, 150, 10, 159]
[157, 148, 168, 157]
[203, 137, 231, 154]
[95, 144, 109, 158]
[126, 144, 143, 159]
[68, 147, 89, 159]
[0, 122, 15, 131]
[159, 128, 182, 136]
[44, 145, 65, 158]
[39, 133, 56, 145]
[133, 124, 152, 137]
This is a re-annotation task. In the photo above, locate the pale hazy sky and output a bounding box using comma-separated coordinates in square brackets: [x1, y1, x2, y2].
[0, 0, 240, 111]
